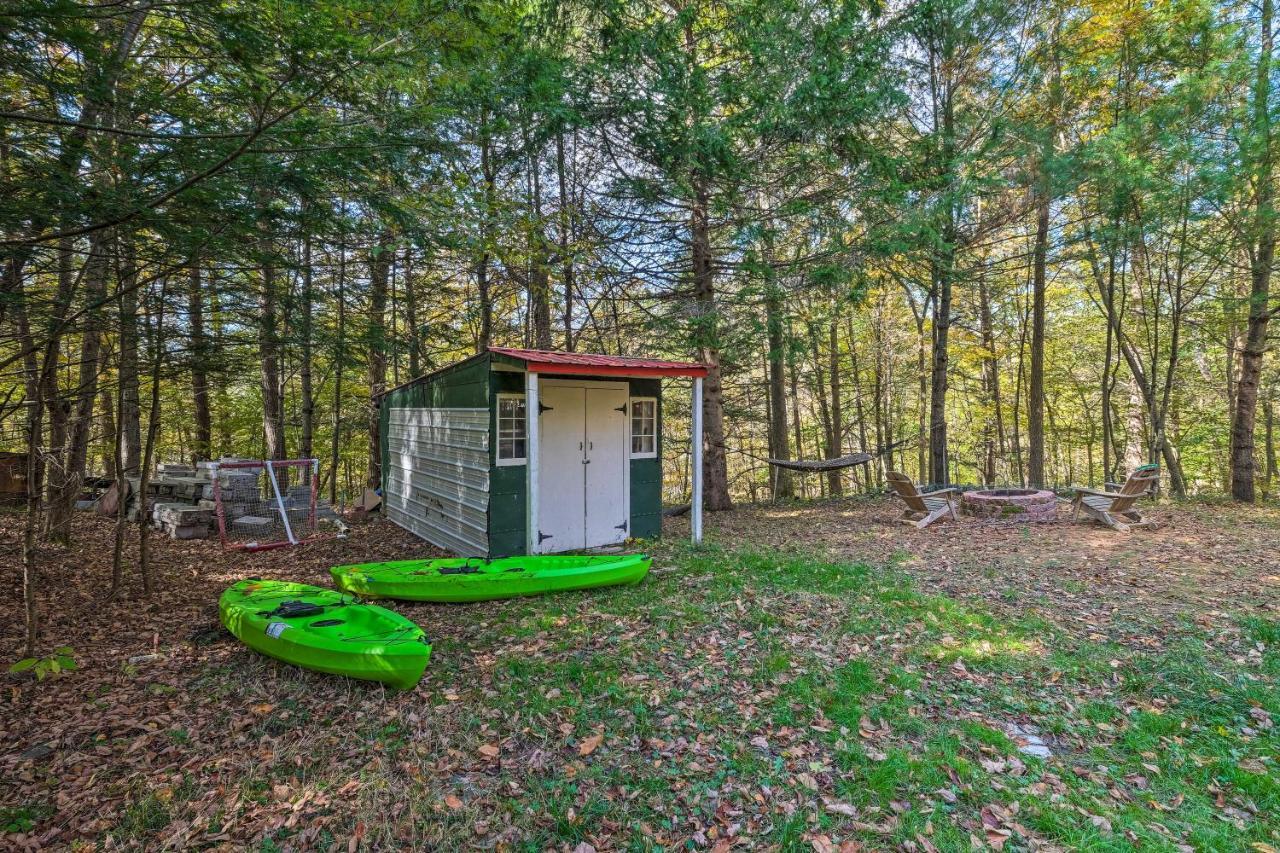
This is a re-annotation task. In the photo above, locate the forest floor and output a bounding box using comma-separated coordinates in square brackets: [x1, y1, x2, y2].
[1, 499, 1277, 850]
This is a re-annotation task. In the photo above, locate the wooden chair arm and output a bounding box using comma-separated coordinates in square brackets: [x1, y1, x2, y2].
[1074, 487, 1126, 499]
[1105, 482, 1155, 494]
[917, 487, 960, 498]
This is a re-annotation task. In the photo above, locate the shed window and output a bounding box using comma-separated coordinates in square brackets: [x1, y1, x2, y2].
[497, 394, 527, 464]
[631, 398, 657, 457]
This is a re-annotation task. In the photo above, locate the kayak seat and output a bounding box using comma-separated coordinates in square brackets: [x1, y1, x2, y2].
[437, 565, 481, 575]
[263, 600, 326, 618]
[311, 619, 345, 627]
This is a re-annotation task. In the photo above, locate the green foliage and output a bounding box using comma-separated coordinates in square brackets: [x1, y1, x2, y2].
[9, 647, 77, 681]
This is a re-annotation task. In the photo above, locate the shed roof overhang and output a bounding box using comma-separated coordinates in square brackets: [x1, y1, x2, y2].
[488, 346, 708, 378]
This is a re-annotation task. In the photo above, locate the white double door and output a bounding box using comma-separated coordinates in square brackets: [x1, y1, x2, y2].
[537, 381, 629, 552]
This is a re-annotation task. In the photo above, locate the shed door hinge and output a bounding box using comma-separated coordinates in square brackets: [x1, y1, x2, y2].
[615, 520, 628, 533]
[538, 530, 552, 543]
[614, 403, 627, 414]
[538, 402, 553, 414]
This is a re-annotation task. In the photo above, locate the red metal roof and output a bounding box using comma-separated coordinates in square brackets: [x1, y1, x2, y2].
[488, 346, 708, 378]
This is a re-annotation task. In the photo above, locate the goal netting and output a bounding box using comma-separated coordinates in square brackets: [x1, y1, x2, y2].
[210, 459, 320, 551]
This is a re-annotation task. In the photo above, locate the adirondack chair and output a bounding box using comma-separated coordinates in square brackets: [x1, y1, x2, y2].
[1070, 464, 1160, 532]
[886, 470, 959, 529]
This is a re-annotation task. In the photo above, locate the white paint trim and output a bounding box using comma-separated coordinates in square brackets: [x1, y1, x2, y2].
[628, 397, 658, 459]
[692, 377, 703, 544]
[525, 372, 540, 554]
[495, 392, 528, 467]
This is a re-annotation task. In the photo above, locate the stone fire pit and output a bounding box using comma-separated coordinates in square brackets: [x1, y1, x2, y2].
[960, 488, 1058, 523]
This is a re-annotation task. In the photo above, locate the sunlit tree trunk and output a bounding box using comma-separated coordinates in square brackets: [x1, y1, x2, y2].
[1028, 186, 1049, 488]
[1230, 0, 1276, 502]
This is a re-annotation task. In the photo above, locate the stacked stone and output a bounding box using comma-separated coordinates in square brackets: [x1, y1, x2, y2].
[120, 458, 331, 541]
[958, 489, 1059, 523]
[152, 502, 216, 539]
[125, 458, 268, 539]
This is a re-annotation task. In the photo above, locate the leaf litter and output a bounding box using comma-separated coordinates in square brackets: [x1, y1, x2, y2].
[1, 501, 1277, 849]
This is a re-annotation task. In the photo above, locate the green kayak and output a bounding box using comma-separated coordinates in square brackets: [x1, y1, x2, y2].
[330, 553, 652, 603]
[219, 579, 431, 689]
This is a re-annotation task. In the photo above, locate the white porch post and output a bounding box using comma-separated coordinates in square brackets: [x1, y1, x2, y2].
[526, 370, 540, 554]
[691, 376, 703, 544]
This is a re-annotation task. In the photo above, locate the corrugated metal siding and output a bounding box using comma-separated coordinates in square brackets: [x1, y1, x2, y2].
[385, 407, 490, 556]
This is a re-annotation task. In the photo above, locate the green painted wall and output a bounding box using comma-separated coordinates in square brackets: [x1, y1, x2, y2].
[628, 377, 663, 540]
[488, 369, 528, 557]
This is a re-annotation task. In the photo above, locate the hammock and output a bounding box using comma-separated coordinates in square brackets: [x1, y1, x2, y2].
[765, 452, 875, 472]
[765, 439, 909, 473]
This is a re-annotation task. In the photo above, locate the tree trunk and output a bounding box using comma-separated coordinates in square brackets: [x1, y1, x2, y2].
[476, 131, 495, 353]
[527, 138, 553, 350]
[403, 248, 421, 378]
[826, 319, 844, 496]
[118, 234, 142, 475]
[1124, 376, 1146, 474]
[19, 316, 48, 654]
[138, 278, 167, 597]
[1230, 0, 1276, 502]
[110, 342, 127, 600]
[1265, 382, 1277, 493]
[367, 235, 391, 490]
[788, 338, 805, 498]
[47, 237, 109, 541]
[977, 273, 1002, 485]
[330, 239, 347, 505]
[929, 255, 953, 486]
[691, 179, 732, 510]
[916, 314, 929, 482]
[259, 203, 286, 460]
[98, 341, 117, 480]
[299, 232, 315, 460]
[848, 317, 870, 493]
[556, 130, 576, 351]
[189, 260, 212, 461]
[1028, 187, 1049, 488]
[765, 277, 793, 498]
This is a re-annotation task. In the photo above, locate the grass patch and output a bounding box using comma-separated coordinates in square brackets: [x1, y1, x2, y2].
[59, 541, 1280, 849]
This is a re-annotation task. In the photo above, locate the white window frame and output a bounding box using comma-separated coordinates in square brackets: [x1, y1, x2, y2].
[629, 397, 658, 459]
[496, 393, 528, 466]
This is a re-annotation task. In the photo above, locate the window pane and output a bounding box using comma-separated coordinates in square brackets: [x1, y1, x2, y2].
[498, 396, 527, 460]
[630, 399, 656, 456]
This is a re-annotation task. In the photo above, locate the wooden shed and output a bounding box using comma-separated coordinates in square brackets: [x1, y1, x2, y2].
[0, 451, 27, 504]
[376, 346, 708, 557]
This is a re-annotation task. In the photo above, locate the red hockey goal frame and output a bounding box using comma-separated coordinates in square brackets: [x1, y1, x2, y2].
[211, 459, 320, 552]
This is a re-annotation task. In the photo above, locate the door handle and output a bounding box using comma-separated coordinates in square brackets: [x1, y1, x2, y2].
[582, 458, 591, 464]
